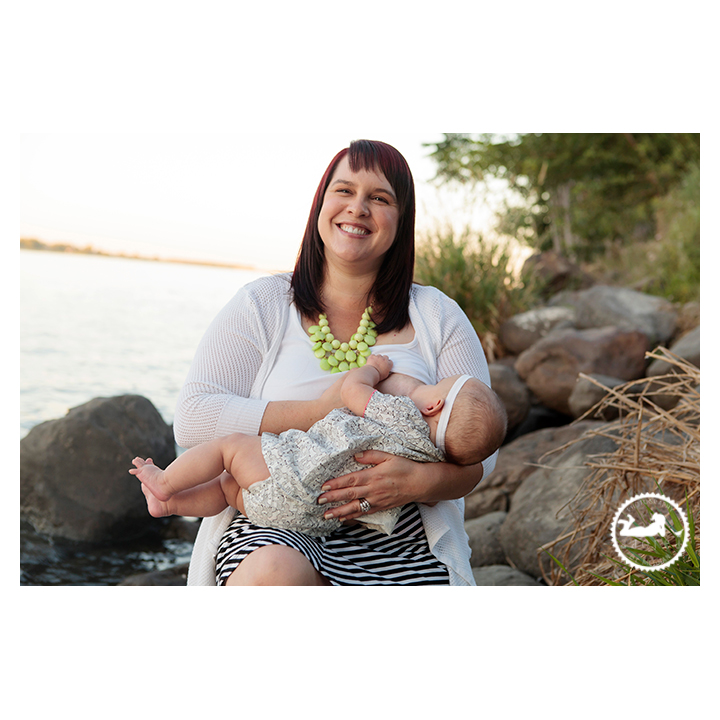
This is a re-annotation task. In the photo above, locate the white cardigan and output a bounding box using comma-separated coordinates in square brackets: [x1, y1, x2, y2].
[176, 273, 497, 586]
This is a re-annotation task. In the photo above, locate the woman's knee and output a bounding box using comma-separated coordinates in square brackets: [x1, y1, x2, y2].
[226, 545, 329, 586]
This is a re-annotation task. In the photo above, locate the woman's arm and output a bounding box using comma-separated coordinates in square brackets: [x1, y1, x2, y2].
[173, 287, 269, 447]
[174, 277, 345, 447]
[258, 376, 346, 434]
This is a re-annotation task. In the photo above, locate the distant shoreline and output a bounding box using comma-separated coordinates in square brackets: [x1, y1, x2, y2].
[20, 238, 264, 272]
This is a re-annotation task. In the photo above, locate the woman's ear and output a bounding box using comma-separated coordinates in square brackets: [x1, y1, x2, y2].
[421, 397, 444, 418]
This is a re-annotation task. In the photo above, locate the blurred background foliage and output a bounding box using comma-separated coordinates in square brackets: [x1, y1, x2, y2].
[414, 226, 544, 358]
[414, 133, 700, 341]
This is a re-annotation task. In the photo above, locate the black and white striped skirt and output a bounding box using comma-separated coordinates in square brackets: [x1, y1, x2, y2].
[215, 503, 449, 586]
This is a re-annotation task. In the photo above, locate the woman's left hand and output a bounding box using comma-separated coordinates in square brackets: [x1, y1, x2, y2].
[317, 450, 419, 522]
[318, 449, 484, 522]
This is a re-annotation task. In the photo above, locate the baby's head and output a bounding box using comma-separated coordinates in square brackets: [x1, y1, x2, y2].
[413, 375, 507, 465]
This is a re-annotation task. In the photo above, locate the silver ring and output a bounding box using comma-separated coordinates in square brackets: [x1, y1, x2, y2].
[359, 498, 371, 514]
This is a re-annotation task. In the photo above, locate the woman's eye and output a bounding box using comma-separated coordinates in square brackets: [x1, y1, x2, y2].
[372, 195, 389, 203]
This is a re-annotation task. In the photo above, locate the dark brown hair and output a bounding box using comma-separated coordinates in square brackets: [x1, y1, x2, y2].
[444, 380, 508, 466]
[290, 140, 416, 334]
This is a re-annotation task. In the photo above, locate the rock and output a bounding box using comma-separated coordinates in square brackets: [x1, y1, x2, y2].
[465, 420, 604, 519]
[647, 325, 700, 376]
[118, 563, 189, 586]
[515, 327, 648, 415]
[466, 511, 507, 567]
[499, 430, 619, 581]
[472, 565, 542, 586]
[164, 516, 202, 543]
[488, 363, 531, 432]
[20, 395, 176, 543]
[548, 285, 678, 346]
[522, 251, 594, 295]
[498, 305, 576, 355]
[503, 405, 572, 444]
[676, 301, 700, 335]
[567, 373, 624, 420]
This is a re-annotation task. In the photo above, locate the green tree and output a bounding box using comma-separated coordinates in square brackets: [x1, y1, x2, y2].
[427, 133, 700, 262]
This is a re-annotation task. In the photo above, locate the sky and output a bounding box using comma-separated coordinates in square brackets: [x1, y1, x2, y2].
[20, 133, 501, 272]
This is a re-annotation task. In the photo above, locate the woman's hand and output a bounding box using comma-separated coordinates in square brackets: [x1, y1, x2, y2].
[317, 450, 483, 523]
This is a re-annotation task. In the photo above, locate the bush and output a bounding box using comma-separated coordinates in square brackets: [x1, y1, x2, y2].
[414, 226, 542, 358]
[649, 162, 700, 303]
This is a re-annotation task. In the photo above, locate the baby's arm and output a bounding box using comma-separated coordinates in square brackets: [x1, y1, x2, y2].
[341, 354, 393, 417]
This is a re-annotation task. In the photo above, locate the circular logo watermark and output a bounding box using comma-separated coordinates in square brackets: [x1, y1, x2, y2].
[611, 492, 689, 571]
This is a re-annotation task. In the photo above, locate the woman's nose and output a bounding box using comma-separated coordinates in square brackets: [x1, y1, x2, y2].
[348, 195, 369, 215]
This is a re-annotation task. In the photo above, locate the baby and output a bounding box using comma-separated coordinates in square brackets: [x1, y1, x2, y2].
[130, 354, 506, 536]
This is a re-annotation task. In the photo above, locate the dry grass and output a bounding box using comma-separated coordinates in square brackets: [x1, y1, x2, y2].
[538, 348, 699, 585]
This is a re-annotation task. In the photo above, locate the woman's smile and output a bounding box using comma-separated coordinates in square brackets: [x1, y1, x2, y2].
[338, 223, 371, 237]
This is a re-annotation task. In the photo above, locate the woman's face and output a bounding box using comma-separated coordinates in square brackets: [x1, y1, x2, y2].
[317, 156, 400, 272]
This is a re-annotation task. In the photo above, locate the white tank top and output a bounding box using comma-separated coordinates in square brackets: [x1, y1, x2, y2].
[261, 308, 434, 401]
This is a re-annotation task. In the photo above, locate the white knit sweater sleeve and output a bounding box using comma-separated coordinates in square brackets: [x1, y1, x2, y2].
[173, 275, 290, 448]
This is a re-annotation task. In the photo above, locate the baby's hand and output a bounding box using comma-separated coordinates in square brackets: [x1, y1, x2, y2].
[319, 373, 347, 411]
[366, 353, 393, 381]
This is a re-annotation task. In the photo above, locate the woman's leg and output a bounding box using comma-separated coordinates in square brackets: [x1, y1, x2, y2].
[225, 545, 331, 586]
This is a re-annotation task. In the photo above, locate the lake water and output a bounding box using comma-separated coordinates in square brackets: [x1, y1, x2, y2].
[20, 250, 266, 437]
[20, 250, 267, 584]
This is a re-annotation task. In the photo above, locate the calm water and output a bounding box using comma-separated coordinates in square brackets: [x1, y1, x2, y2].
[20, 251, 266, 437]
[20, 250, 267, 584]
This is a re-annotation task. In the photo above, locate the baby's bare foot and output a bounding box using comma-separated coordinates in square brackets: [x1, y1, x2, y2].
[140, 482, 171, 518]
[129, 457, 173, 501]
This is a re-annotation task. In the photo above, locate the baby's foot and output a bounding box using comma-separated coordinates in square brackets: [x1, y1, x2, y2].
[140, 482, 172, 518]
[129, 457, 173, 501]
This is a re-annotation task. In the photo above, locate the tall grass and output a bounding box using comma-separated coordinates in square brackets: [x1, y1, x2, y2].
[539, 349, 700, 586]
[414, 226, 542, 358]
[546, 493, 699, 586]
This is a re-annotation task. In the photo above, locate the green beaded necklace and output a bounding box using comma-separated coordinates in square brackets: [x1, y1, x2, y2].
[308, 307, 378, 373]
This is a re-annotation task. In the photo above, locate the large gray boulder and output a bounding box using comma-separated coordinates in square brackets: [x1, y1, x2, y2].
[466, 511, 508, 567]
[465, 420, 604, 519]
[498, 306, 576, 355]
[548, 285, 678, 346]
[515, 326, 648, 415]
[567, 373, 625, 420]
[499, 430, 619, 581]
[647, 325, 700, 376]
[472, 565, 542, 586]
[488, 363, 531, 432]
[522, 251, 594, 295]
[21, 395, 176, 543]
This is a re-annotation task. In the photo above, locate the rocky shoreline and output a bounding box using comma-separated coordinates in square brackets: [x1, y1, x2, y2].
[467, 253, 699, 585]
[20, 253, 700, 585]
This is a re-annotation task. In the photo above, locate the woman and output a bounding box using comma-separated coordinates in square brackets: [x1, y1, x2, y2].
[176, 139, 501, 586]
